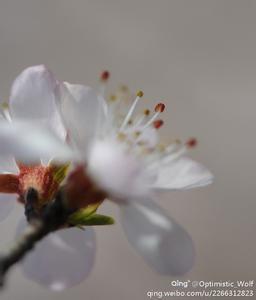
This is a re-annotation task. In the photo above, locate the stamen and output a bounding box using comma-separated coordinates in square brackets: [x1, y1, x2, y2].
[109, 94, 117, 102]
[134, 131, 141, 138]
[186, 138, 198, 148]
[146, 140, 184, 168]
[154, 103, 165, 113]
[117, 132, 127, 141]
[0, 102, 11, 121]
[120, 85, 128, 93]
[100, 70, 110, 82]
[137, 90, 144, 98]
[165, 141, 181, 154]
[1, 102, 9, 110]
[144, 109, 150, 116]
[141, 102, 165, 130]
[153, 119, 164, 129]
[150, 138, 195, 166]
[132, 109, 151, 128]
[99, 70, 110, 98]
[157, 144, 166, 152]
[119, 90, 144, 131]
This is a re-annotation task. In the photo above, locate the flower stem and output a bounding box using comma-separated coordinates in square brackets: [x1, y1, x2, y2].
[0, 188, 72, 288]
[0, 220, 47, 287]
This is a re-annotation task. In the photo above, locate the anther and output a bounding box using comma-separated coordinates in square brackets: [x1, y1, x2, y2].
[120, 85, 128, 92]
[117, 132, 127, 141]
[141, 103, 164, 130]
[175, 139, 182, 145]
[157, 144, 166, 152]
[109, 94, 117, 102]
[100, 70, 110, 82]
[133, 109, 150, 128]
[154, 103, 165, 113]
[153, 119, 164, 129]
[137, 90, 144, 98]
[134, 131, 141, 138]
[186, 138, 198, 148]
[1, 102, 9, 110]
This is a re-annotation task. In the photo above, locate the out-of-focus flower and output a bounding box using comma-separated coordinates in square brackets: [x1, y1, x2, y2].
[0, 66, 96, 289]
[0, 65, 74, 219]
[0, 66, 214, 290]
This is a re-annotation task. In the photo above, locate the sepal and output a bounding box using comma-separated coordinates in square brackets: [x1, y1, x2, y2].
[68, 208, 115, 226]
[49, 163, 70, 184]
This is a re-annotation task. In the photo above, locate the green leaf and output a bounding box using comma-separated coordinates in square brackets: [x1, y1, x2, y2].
[50, 163, 70, 184]
[69, 213, 115, 226]
[68, 202, 102, 224]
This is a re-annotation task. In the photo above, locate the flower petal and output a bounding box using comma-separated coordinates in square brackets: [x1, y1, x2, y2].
[120, 200, 195, 275]
[0, 194, 16, 221]
[0, 156, 19, 174]
[60, 83, 105, 153]
[0, 120, 74, 164]
[17, 220, 96, 290]
[9, 65, 66, 140]
[152, 157, 214, 190]
[87, 139, 151, 200]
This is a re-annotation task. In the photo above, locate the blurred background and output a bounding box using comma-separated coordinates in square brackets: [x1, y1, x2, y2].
[0, 0, 255, 299]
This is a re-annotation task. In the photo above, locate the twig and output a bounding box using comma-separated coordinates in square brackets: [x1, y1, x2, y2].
[0, 188, 72, 288]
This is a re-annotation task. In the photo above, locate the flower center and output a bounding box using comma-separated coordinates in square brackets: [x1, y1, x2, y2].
[18, 164, 63, 211]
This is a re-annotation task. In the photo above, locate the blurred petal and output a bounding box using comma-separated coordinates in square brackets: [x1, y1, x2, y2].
[60, 83, 105, 153]
[17, 220, 96, 290]
[120, 200, 195, 275]
[0, 194, 16, 221]
[9, 65, 66, 140]
[88, 139, 151, 200]
[0, 174, 19, 193]
[152, 157, 214, 190]
[0, 156, 19, 174]
[0, 120, 74, 164]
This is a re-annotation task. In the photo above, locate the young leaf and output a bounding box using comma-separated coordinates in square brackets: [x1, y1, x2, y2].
[50, 163, 70, 184]
[68, 202, 102, 224]
[69, 213, 115, 226]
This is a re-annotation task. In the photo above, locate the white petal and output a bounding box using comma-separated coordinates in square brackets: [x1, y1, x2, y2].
[0, 156, 19, 174]
[60, 83, 105, 153]
[17, 220, 96, 290]
[0, 120, 74, 164]
[120, 200, 195, 275]
[0, 194, 15, 221]
[9, 65, 66, 140]
[87, 139, 151, 200]
[152, 157, 214, 190]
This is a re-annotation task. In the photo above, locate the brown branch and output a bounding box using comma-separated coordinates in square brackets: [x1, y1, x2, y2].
[0, 188, 73, 288]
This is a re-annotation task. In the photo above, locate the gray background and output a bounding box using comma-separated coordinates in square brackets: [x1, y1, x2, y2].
[0, 0, 255, 299]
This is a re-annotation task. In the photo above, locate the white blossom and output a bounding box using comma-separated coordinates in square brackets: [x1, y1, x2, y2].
[0, 65, 214, 289]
